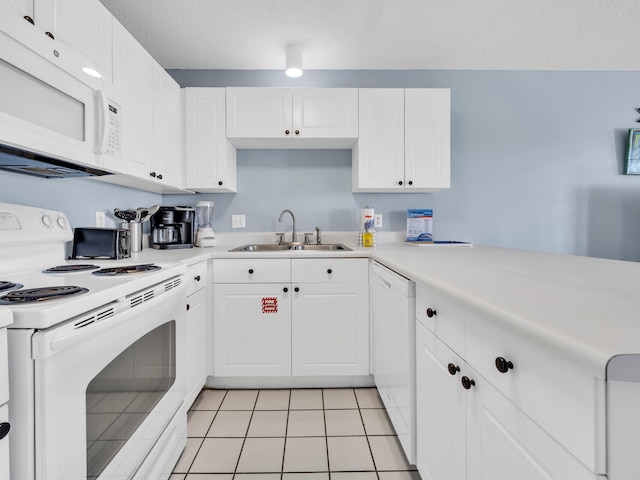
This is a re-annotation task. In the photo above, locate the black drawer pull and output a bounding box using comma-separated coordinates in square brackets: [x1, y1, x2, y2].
[194, 275, 201, 281]
[447, 363, 460, 376]
[461, 376, 475, 390]
[186, 304, 190, 311]
[0, 422, 10, 440]
[495, 357, 514, 373]
[248, 269, 254, 274]
[426, 308, 437, 318]
[294, 287, 300, 293]
[283, 287, 288, 293]
[327, 268, 333, 274]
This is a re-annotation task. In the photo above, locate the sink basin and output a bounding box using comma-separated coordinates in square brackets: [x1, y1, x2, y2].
[228, 243, 352, 252]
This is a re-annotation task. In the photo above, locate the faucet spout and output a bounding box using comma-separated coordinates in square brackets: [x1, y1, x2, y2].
[278, 209, 297, 243]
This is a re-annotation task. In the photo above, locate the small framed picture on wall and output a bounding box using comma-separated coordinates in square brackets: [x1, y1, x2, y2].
[625, 129, 640, 174]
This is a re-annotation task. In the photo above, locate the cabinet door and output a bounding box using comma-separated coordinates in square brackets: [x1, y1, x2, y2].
[416, 322, 466, 480]
[34, 0, 112, 80]
[111, 20, 154, 177]
[185, 88, 237, 192]
[292, 88, 358, 139]
[213, 283, 291, 377]
[226, 87, 292, 138]
[185, 288, 207, 408]
[353, 89, 405, 191]
[405, 89, 450, 190]
[291, 282, 369, 376]
[1, 0, 33, 19]
[152, 62, 183, 188]
[465, 365, 600, 480]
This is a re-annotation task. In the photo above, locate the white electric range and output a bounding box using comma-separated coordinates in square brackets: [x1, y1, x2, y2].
[0, 201, 188, 480]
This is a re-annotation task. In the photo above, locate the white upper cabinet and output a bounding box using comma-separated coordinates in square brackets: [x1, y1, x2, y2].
[353, 88, 450, 193]
[152, 62, 183, 189]
[226, 87, 358, 148]
[108, 19, 153, 177]
[98, 19, 185, 193]
[185, 88, 237, 193]
[33, 0, 112, 82]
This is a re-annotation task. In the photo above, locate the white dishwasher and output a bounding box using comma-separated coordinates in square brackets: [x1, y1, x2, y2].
[371, 261, 416, 465]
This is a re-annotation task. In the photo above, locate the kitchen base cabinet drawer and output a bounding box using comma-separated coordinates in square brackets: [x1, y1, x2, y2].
[186, 260, 208, 296]
[466, 312, 606, 474]
[292, 258, 368, 283]
[416, 284, 465, 355]
[213, 259, 290, 283]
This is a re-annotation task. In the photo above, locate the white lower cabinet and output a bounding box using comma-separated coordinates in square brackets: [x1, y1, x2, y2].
[416, 322, 601, 480]
[212, 258, 369, 377]
[416, 321, 465, 480]
[291, 282, 369, 376]
[213, 283, 292, 377]
[185, 261, 208, 408]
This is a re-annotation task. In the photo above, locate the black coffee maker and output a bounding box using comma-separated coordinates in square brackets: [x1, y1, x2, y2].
[150, 206, 195, 249]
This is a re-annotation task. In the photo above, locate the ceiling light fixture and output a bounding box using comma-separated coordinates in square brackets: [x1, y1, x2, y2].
[285, 44, 303, 78]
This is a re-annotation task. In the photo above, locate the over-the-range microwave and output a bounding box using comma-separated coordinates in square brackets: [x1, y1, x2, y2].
[0, 13, 120, 178]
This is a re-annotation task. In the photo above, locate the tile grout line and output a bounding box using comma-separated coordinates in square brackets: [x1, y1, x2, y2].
[232, 390, 259, 477]
[185, 389, 229, 474]
[355, 388, 381, 478]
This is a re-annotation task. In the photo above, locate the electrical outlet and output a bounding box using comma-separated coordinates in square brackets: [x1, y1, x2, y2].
[374, 214, 383, 228]
[96, 211, 106, 228]
[232, 214, 246, 228]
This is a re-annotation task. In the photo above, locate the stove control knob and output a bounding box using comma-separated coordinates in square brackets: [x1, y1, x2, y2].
[41, 214, 53, 229]
[56, 216, 68, 230]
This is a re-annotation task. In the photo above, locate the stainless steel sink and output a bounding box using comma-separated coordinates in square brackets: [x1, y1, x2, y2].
[228, 243, 352, 252]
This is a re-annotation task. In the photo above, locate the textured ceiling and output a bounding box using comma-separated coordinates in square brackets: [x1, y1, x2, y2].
[98, 0, 640, 71]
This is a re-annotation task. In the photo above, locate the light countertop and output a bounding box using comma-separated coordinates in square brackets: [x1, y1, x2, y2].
[128, 234, 640, 379]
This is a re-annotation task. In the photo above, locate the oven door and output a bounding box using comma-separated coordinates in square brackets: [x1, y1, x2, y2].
[31, 277, 187, 480]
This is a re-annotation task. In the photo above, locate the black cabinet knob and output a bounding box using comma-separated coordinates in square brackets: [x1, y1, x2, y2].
[408, 180, 413, 186]
[150, 171, 156, 178]
[218, 181, 223, 186]
[248, 269, 254, 274]
[186, 304, 190, 311]
[285, 129, 290, 135]
[447, 363, 460, 376]
[157, 174, 163, 180]
[426, 307, 437, 318]
[194, 275, 201, 281]
[327, 269, 333, 274]
[294, 287, 300, 292]
[283, 287, 288, 293]
[295, 129, 300, 135]
[0, 422, 9, 440]
[495, 357, 514, 373]
[461, 376, 476, 390]
[398, 180, 403, 186]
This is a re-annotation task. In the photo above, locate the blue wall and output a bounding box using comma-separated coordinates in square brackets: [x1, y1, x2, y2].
[2, 70, 640, 261]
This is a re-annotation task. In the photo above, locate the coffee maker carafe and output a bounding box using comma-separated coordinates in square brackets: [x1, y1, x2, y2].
[150, 206, 195, 249]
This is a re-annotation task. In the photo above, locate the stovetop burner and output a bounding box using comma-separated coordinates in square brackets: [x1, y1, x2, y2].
[43, 264, 101, 273]
[92, 264, 161, 276]
[0, 285, 89, 304]
[0, 281, 23, 293]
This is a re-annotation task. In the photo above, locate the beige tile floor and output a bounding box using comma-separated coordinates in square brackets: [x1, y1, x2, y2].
[170, 388, 420, 480]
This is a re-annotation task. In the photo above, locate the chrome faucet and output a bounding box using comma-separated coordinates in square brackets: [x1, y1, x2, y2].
[315, 226, 322, 245]
[278, 209, 297, 243]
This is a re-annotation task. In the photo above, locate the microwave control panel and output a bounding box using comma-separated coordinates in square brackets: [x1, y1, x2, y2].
[106, 101, 121, 160]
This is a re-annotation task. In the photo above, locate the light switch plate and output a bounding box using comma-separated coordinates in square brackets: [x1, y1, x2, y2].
[96, 211, 106, 228]
[232, 214, 246, 228]
[374, 214, 383, 228]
